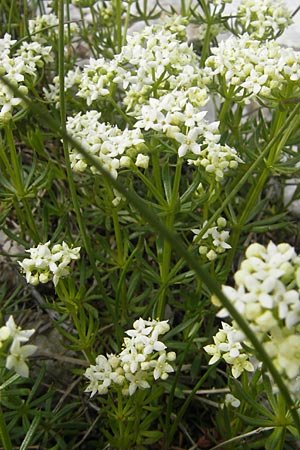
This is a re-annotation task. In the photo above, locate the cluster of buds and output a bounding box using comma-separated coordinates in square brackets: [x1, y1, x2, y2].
[84, 318, 176, 397]
[192, 217, 231, 261]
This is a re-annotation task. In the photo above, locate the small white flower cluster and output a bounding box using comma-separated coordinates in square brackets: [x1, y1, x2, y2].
[192, 217, 231, 261]
[235, 0, 292, 39]
[18, 241, 81, 286]
[0, 33, 52, 122]
[0, 315, 37, 377]
[43, 67, 82, 108]
[159, 14, 188, 40]
[84, 318, 176, 397]
[76, 58, 119, 105]
[204, 321, 255, 378]
[28, 13, 79, 44]
[203, 34, 300, 103]
[205, 241, 300, 396]
[44, 19, 241, 182]
[76, 22, 205, 114]
[134, 91, 241, 181]
[66, 110, 147, 177]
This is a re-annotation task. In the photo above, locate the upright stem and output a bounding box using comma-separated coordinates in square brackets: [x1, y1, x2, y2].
[5, 124, 24, 197]
[5, 124, 40, 242]
[0, 404, 12, 450]
[156, 159, 183, 319]
[115, 0, 123, 53]
[58, 0, 106, 296]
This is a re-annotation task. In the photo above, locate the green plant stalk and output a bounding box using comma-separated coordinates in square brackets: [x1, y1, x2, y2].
[0, 137, 15, 180]
[4, 124, 40, 242]
[57, 0, 106, 297]
[109, 96, 132, 125]
[157, 158, 183, 319]
[3, 77, 300, 433]
[116, 389, 130, 449]
[165, 330, 198, 438]
[199, 0, 213, 67]
[151, 146, 164, 197]
[164, 364, 216, 448]
[22, 0, 29, 38]
[7, 0, 16, 35]
[104, 180, 125, 266]
[0, 404, 12, 450]
[226, 107, 298, 270]
[180, 0, 186, 16]
[5, 124, 24, 197]
[121, 0, 132, 47]
[56, 281, 93, 362]
[115, 0, 123, 53]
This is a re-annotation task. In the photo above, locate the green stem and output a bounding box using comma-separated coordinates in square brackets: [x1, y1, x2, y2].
[156, 159, 183, 319]
[5, 124, 24, 197]
[180, 0, 186, 16]
[0, 136, 15, 180]
[109, 96, 132, 125]
[151, 147, 164, 197]
[4, 125, 40, 242]
[115, 0, 123, 53]
[56, 281, 93, 362]
[58, 0, 106, 296]
[165, 364, 216, 448]
[0, 404, 12, 450]
[121, 0, 132, 47]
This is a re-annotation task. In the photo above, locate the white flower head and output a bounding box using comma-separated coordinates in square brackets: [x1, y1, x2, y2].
[6, 340, 37, 378]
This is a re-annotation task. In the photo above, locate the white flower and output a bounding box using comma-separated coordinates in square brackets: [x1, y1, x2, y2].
[192, 217, 232, 261]
[224, 393, 240, 408]
[84, 318, 175, 396]
[236, 0, 292, 39]
[135, 154, 149, 169]
[3, 315, 35, 343]
[278, 335, 300, 379]
[151, 352, 175, 380]
[0, 326, 10, 344]
[18, 241, 80, 286]
[6, 340, 37, 378]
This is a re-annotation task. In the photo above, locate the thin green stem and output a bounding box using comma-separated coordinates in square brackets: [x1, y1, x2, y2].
[4, 125, 40, 242]
[151, 147, 164, 197]
[165, 364, 216, 448]
[180, 0, 187, 16]
[115, 0, 123, 53]
[156, 159, 183, 318]
[5, 124, 24, 197]
[56, 281, 93, 362]
[0, 404, 12, 450]
[121, 0, 132, 46]
[0, 136, 14, 180]
[109, 96, 132, 125]
[58, 0, 106, 296]
[105, 182, 124, 265]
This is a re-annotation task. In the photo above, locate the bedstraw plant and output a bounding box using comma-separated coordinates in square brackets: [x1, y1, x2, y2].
[1, 0, 300, 448]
